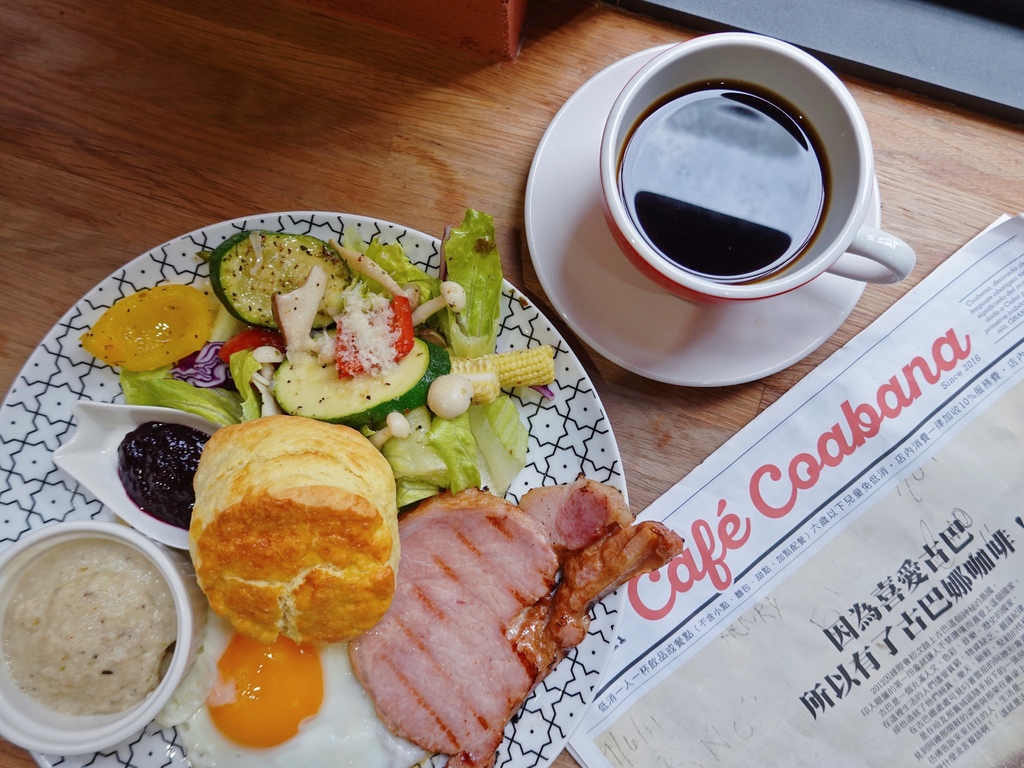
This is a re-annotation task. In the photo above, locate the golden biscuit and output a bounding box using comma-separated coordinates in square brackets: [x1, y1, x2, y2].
[190, 415, 399, 644]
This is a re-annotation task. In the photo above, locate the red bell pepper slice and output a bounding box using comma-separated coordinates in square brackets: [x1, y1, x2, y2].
[390, 295, 415, 359]
[217, 328, 286, 363]
[335, 294, 416, 378]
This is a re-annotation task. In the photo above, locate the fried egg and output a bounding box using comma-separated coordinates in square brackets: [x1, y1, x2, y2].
[158, 609, 426, 768]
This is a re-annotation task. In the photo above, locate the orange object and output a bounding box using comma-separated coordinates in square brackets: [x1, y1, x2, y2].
[389, 294, 416, 359]
[289, 0, 529, 61]
[208, 633, 324, 748]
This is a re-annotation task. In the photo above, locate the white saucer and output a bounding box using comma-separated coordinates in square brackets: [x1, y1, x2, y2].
[524, 46, 877, 386]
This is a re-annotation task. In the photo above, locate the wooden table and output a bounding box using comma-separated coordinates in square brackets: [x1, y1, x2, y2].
[2, 0, 1023, 766]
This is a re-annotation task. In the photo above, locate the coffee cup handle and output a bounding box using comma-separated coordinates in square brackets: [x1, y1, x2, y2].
[825, 225, 916, 284]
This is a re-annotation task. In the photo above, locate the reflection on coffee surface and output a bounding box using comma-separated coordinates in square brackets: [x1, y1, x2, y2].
[619, 83, 828, 282]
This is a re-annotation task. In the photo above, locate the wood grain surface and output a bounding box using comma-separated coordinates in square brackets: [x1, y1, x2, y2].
[3, 0, 1024, 766]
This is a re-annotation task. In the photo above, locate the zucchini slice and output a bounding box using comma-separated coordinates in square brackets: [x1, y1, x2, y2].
[209, 231, 354, 328]
[273, 339, 451, 428]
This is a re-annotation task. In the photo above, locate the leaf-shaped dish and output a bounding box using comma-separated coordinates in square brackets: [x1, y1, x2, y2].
[53, 402, 221, 550]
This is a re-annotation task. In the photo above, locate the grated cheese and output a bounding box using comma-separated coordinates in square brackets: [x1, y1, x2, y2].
[334, 288, 401, 375]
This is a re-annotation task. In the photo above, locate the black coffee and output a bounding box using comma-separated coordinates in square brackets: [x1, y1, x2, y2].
[619, 83, 828, 282]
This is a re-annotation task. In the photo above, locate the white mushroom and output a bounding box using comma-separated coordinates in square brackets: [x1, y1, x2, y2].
[370, 411, 412, 450]
[248, 232, 265, 277]
[251, 346, 284, 365]
[271, 265, 328, 364]
[329, 239, 419, 309]
[249, 345, 284, 417]
[427, 374, 474, 420]
[411, 281, 467, 327]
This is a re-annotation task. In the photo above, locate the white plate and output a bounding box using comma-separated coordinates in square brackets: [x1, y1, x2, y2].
[524, 46, 877, 386]
[0, 212, 626, 768]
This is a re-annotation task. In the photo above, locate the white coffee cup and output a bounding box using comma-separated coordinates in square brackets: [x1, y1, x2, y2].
[599, 32, 916, 304]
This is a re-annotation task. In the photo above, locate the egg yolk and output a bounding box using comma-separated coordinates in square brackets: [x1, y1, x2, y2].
[208, 633, 323, 748]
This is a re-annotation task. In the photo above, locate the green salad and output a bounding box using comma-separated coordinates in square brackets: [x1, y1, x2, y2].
[84, 210, 555, 507]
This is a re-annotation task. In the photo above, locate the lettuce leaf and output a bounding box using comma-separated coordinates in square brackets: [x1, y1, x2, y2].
[428, 411, 481, 494]
[342, 224, 440, 306]
[382, 407, 450, 489]
[437, 210, 502, 358]
[119, 367, 243, 426]
[341, 224, 369, 254]
[368, 240, 440, 306]
[228, 350, 264, 421]
[394, 477, 443, 509]
[468, 396, 527, 497]
[381, 407, 482, 505]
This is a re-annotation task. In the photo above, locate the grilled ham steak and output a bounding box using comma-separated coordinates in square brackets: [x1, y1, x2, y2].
[349, 479, 683, 768]
[518, 477, 634, 555]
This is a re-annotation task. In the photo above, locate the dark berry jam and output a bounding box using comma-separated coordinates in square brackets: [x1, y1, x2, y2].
[117, 421, 210, 530]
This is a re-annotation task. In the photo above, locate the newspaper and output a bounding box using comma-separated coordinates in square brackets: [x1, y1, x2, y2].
[569, 214, 1024, 768]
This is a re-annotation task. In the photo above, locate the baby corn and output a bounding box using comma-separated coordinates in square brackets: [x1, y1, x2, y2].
[450, 345, 556, 401]
[448, 357, 501, 404]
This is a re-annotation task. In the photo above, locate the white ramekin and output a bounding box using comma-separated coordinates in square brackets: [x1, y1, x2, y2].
[0, 520, 206, 754]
